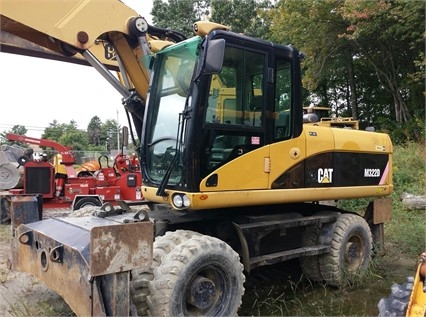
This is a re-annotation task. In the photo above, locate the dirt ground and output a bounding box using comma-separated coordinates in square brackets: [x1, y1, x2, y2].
[0, 225, 73, 316]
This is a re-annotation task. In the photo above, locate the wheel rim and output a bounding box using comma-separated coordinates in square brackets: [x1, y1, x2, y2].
[182, 264, 230, 316]
[344, 233, 365, 272]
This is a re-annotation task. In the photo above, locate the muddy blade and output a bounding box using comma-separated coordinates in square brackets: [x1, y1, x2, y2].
[11, 216, 153, 316]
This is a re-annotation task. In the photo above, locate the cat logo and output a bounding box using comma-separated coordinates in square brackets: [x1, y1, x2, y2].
[318, 168, 334, 183]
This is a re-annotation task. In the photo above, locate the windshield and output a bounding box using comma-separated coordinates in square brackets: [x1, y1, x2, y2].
[145, 37, 200, 185]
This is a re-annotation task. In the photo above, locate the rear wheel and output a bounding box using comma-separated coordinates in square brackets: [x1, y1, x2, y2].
[147, 231, 245, 317]
[299, 224, 323, 281]
[319, 213, 372, 286]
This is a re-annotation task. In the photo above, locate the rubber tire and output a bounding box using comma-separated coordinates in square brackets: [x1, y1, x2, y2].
[73, 197, 102, 210]
[131, 230, 200, 316]
[147, 231, 245, 317]
[319, 213, 372, 286]
[378, 277, 414, 316]
[299, 224, 323, 281]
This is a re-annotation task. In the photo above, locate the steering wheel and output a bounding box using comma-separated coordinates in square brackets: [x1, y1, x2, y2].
[148, 137, 177, 168]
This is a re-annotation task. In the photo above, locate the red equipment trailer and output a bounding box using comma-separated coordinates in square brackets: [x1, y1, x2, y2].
[3, 130, 143, 211]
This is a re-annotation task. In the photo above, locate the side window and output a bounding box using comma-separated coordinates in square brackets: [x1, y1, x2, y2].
[205, 47, 265, 127]
[274, 59, 292, 140]
[203, 45, 266, 172]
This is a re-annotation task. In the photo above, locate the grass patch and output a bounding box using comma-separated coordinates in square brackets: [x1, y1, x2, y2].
[386, 142, 426, 256]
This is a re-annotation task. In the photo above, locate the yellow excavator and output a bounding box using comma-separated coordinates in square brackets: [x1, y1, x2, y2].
[1, 1, 395, 316]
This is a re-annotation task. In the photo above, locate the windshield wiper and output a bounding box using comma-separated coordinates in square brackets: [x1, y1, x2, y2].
[156, 110, 187, 197]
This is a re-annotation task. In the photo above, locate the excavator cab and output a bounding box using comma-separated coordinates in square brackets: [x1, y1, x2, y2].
[140, 28, 304, 207]
[140, 24, 391, 212]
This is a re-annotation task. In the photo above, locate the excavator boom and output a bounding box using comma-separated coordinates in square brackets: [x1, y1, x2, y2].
[0, 0, 150, 138]
[0, 28, 119, 70]
[0, 0, 138, 68]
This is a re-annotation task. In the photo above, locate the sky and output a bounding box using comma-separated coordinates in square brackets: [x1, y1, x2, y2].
[0, 0, 153, 138]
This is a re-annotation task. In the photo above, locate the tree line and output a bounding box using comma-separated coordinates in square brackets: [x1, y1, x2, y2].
[152, 0, 424, 143]
[1, 1, 423, 145]
[0, 116, 123, 154]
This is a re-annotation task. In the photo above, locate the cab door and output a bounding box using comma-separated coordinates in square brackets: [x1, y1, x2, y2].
[199, 40, 270, 191]
[268, 54, 306, 189]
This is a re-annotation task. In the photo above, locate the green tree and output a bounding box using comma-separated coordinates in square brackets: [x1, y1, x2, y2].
[268, 0, 424, 140]
[211, 0, 272, 38]
[59, 130, 89, 163]
[101, 119, 121, 151]
[269, 0, 359, 117]
[0, 125, 28, 145]
[59, 130, 89, 150]
[42, 120, 66, 142]
[42, 120, 79, 142]
[87, 116, 103, 146]
[339, 0, 424, 137]
[10, 125, 28, 136]
[151, 0, 210, 37]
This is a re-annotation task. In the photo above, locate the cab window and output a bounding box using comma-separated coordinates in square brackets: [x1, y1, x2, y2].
[273, 58, 292, 140]
[203, 45, 266, 172]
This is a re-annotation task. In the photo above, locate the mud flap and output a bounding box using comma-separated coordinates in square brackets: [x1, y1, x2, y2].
[364, 197, 392, 256]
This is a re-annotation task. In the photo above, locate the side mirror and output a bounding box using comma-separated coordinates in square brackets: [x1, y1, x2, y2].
[122, 126, 129, 147]
[203, 39, 225, 75]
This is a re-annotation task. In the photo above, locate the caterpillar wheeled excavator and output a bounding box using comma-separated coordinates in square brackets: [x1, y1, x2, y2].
[1, 1, 393, 316]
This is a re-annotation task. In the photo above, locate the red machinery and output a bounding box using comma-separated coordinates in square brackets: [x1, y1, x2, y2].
[5, 131, 143, 210]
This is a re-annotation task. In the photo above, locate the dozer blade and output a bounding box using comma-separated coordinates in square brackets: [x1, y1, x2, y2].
[11, 215, 153, 316]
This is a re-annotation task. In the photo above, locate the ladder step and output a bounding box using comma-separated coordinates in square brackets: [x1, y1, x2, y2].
[237, 214, 338, 231]
[249, 245, 330, 270]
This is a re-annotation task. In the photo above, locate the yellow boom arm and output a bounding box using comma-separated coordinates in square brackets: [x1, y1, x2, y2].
[0, 0, 150, 99]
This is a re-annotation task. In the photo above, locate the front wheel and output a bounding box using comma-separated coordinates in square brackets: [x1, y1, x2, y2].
[319, 213, 372, 286]
[147, 231, 245, 316]
[73, 196, 102, 211]
[131, 230, 200, 316]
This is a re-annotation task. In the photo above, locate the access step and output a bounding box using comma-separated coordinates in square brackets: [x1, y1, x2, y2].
[249, 245, 330, 270]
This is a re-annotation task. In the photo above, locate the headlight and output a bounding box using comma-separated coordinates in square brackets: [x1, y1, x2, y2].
[183, 195, 190, 207]
[172, 193, 191, 209]
[172, 195, 183, 208]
